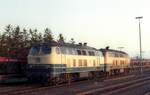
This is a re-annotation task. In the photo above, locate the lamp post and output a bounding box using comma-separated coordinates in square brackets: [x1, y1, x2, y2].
[135, 16, 143, 74]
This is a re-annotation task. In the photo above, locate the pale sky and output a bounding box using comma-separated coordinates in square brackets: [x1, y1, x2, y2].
[0, 0, 150, 58]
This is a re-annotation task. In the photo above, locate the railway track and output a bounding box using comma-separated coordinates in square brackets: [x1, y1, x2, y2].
[0, 84, 41, 95]
[1, 72, 150, 95]
[0, 74, 134, 95]
[77, 76, 150, 95]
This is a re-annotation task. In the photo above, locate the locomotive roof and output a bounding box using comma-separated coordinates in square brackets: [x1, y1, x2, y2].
[100, 48, 128, 55]
[32, 41, 98, 50]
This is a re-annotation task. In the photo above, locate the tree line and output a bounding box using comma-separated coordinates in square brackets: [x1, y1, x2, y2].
[0, 25, 73, 58]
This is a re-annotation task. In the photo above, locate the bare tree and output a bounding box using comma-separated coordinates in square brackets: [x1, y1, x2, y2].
[43, 28, 53, 42]
[58, 33, 65, 43]
[22, 28, 30, 47]
[29, 29, 38, 44]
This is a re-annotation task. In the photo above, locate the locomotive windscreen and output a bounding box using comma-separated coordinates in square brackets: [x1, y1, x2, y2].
[29, 46, 40, 55]
[29, 45, 51, 55]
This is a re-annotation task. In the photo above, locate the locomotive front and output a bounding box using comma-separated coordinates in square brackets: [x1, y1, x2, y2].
[27, 43, 55, 83]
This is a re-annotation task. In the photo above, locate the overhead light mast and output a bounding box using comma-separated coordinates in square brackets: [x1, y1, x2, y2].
[135, 16, 143, 74]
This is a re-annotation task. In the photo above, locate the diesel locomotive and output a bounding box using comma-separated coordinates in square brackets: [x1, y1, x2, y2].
[26, 41, 130, 84]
